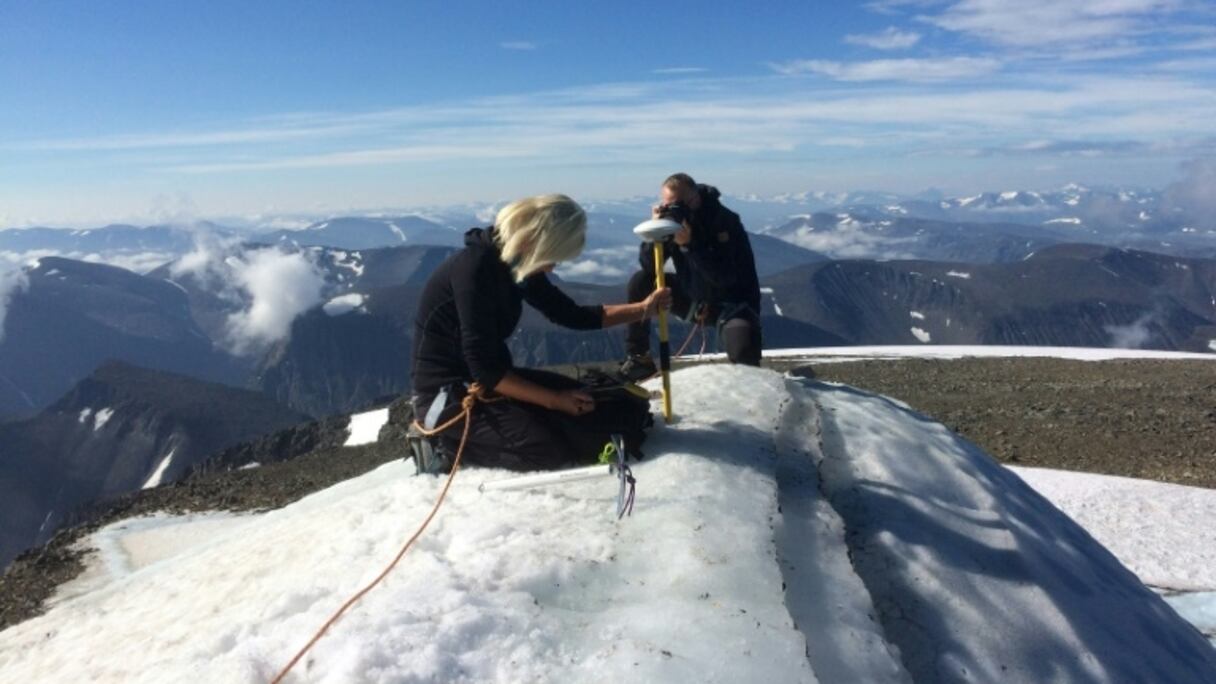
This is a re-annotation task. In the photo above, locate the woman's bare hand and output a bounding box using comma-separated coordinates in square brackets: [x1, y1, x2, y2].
[551, 389, 596, 416]
[643, 287, 672, 318]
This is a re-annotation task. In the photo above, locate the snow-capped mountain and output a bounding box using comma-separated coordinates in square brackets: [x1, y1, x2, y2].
[736, 184, 1215, 260]
[2, 365, 1214, 682]
[0, 223, 229, 255]
[259, 215, 465, 250]
[762, 245, 1216, 352]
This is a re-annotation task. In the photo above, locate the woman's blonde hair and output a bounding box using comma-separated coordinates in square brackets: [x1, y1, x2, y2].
[494, 194, 587, 281]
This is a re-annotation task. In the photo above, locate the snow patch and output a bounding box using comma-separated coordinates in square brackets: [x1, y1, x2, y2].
[93, 407, 114, 431]
[909, 311, 925, 320]
[910, 327, 931, 343]
[142, 449, 176, 489]
[760, 287, 784, 316]
[323, 293, 367, 316]
[331, 250, 365, 277]
[344, 407, 390, 446]
[1010, 467, 1216, 591]
[1045, 217, 1082, 225]
[946, 271, 971, 279]
[78, 408, 93, 424]
[388, 222, 407, 242]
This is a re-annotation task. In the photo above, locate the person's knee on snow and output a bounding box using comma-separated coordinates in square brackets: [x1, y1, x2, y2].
[722, 316, 762, 367]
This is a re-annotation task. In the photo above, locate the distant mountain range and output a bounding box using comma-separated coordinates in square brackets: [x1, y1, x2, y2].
[0, 257, 243, 419]
[762, 244, 1216, 352]
[4, 183, 1210, 278]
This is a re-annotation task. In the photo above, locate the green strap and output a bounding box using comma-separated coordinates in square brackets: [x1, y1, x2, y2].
[597, 441, 617, 465]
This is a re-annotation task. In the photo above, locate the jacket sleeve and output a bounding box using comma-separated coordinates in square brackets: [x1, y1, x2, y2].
[521, 274, 605, 330]
[452, 255, 510, 389]
[733, 225, 762, 312]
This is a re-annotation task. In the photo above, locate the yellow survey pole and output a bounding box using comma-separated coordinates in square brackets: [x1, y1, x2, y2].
[653, 242, 673, 422]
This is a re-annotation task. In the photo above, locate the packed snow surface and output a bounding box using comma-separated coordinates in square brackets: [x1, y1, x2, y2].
[1010, 467, 1216, 592]
[2, 366, 1214, 683]
[342, 407, 390, 447]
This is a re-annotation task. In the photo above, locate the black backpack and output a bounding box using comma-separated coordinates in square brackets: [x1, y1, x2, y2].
[571, 368, 654, 461]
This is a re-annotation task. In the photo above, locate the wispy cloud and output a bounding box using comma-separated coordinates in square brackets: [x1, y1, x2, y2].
[1163, 156, 1216, 227]
[0, 263, 29, 342]
[843, 27, 923, 50]
[924, 0, 1184, 49]
[770, 56, 1000, 81]
[11, 123, 365, 152]
[652, 67, 709, 75]
[8, 64, 1215, 215]
[500, 41, 537, 51]
[171, 233, 325, 354]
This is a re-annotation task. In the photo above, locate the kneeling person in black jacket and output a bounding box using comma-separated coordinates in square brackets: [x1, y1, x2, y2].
[620, 173, 763, 380]
[411, 194, 670, 473]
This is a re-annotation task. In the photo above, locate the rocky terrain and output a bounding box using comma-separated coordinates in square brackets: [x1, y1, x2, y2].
[4, 356, 1215, 631]
[790, 357, 1216, 489]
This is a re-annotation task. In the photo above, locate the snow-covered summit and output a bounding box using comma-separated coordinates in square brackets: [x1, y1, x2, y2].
[1, 366, 1213, 683]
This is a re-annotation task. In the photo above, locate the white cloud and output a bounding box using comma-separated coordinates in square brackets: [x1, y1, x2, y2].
[776, 220, 921, 260]
[500, 41, 537, 51]
[224, 248, 326, 354]
[1105, 310, 1158, 349]
[0, 264, 29, 342]
[77, 251, 176, 274]
[167, 230, 326, 353]
[926, 0, 1182, 48]
[1163, 157, 1216, 227]
[170, 230, 243, 287]
[844, 27, 923, 50]
[556, 259, 628, 282]
[770, 57, 1001, 81]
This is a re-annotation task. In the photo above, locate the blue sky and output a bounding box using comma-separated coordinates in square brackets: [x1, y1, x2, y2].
[2, 0, 1214, 226]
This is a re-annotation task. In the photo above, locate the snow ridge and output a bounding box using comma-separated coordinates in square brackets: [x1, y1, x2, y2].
[801, 378, 1216, 683]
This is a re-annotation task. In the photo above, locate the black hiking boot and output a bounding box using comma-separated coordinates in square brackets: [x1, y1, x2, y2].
[618, 353, 658, 382]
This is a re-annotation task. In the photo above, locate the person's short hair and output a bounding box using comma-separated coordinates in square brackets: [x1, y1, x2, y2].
[663, 173, 697, 195]
[494, 194, 587, 282]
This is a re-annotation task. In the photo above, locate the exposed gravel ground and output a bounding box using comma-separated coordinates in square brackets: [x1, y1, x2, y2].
[768, 357, 1216, 489]
[4, 357, 1214, 631]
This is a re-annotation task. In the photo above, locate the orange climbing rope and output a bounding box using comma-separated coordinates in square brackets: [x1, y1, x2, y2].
[270, 384, 497, 684]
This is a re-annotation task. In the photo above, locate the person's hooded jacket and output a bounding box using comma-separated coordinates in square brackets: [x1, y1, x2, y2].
[412, 227, 603, 396]
[639, 184, 761, 316]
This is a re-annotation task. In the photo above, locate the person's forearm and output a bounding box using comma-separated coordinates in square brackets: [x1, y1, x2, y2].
[602, 302, 649, 328]
[492, 371, 559, 408]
